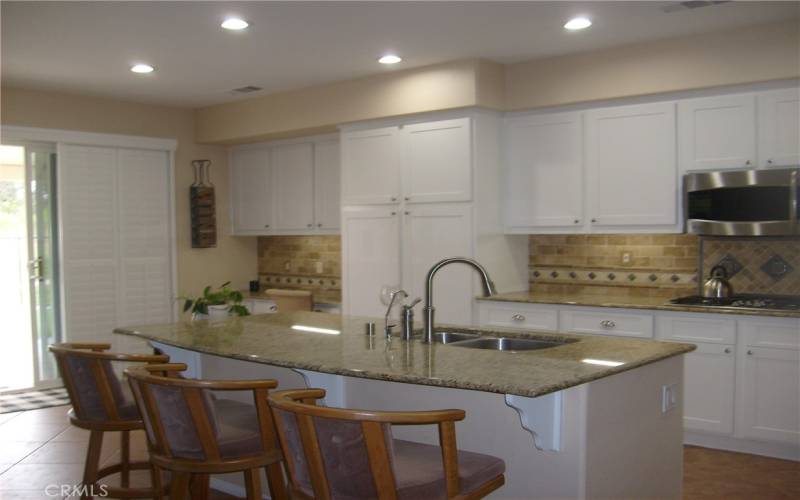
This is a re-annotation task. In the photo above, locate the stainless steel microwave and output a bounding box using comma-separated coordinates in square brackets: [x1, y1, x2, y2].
[685, 168, 799, 236]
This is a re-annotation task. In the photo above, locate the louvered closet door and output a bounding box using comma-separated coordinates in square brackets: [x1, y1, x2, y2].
[117, 149, 171, 327]
[59, 145, 119, 344]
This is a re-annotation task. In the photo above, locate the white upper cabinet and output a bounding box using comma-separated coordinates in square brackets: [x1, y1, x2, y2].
[758, 88, 800, 167]
[314, 139, 341, 231]
[678, 94, 757, 172]
[341, 126, 402, 205]
[231, 148, 272, 234]
[505, 112, 583, 230]
[272, 142, 315, 231]
[341, 206, 401, 317]
[229, 135, 340, 235]
[402, 203, 473, 324]
[586, 102, 678, 227]
[402, 118, 472, 203]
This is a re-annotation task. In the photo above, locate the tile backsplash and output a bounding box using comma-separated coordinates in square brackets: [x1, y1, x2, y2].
[702, 237, 800, 296]
[528, 234, 699, 296]
[257, 236, 342, 300]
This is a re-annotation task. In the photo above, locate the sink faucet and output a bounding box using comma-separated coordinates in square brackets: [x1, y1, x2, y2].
[422, 257, 497, 343]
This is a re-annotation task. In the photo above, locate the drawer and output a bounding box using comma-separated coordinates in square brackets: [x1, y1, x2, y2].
[560, 307, 654, 338]
[655, 313, 737, 344]
[478, 302, 559, 332]
[740, 317, 800, 350]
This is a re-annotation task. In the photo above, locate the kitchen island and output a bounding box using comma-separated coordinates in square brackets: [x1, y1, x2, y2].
[115, 311, 694, 499]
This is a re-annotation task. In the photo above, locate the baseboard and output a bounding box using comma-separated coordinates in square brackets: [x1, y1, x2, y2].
[685, 432, 800, 461]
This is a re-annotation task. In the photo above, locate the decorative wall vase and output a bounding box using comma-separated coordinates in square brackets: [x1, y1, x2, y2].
[190, 159, 217, 248]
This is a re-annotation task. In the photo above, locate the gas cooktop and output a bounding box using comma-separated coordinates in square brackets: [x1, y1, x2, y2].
[670, 295, 800, 312]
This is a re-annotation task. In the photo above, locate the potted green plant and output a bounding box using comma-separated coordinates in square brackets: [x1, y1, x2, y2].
[180, 282, 250, 321]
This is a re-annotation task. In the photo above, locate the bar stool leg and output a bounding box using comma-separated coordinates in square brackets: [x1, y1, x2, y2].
[150, 464, 164, 500]
[171, 472, 192, 500]
[244, 468, 262, 500]
[265, 463, 288, 500]
[190, 473, 211, 500]
[120, 430, 130, 488]
[82, 430, 103, 500]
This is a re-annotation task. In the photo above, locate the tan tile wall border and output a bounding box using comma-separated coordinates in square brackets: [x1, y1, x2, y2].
[257, 235, 341, 300]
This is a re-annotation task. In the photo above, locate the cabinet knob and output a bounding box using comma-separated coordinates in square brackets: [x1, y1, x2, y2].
[391, 197, 397, 202]
[574, 219, 580, 224]
[724, 348, 731, 354]
[307, 223, 312, 228]
[317, 223, 322, 227]
[511, 314, 526, 322]
[745, 160, 752, 165]
[600, 320, 616, 328]
[404, 211, 410, 215]
[391, 211, 397, 216]
[747, 350, 753, 355]
[264, 224, 270, 228]
[591, 218, 597, 223]
[404, 197, 410, 201]
[767, 159, 774, 164]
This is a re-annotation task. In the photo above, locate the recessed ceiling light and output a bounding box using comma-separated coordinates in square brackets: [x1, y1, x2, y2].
[378, 54, 402, 65]
[130, 63, 154, 74]
[221, 17, 249, 30]
[564, 17, 592, 30]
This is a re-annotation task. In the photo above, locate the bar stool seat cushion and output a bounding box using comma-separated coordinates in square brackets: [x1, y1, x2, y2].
[213, 398, 264, 459]
[392, 439, 505, 500]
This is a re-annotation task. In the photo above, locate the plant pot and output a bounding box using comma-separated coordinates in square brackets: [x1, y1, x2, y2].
[207, 304, 230, 321]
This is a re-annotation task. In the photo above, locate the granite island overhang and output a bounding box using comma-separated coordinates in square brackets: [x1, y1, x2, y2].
[115, 311, 695, 499]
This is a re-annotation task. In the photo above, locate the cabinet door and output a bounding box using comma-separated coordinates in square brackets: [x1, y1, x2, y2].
[505, 112, 583, 229]
[314, 139, 341, 231]
[682, 342, 736, 435]
[586, 102, 678, 227]
[273, 143, 315, 231]
[230, 149, 272, 234]
[402, 118, 472, 203]
[737, 347, 800, 444]
[678, 94, 757, 171]
[341, 127, 401, 205]
[758, 88, 800, 167]
[402, 204, 473, 324]
[342, 207, 401, 317]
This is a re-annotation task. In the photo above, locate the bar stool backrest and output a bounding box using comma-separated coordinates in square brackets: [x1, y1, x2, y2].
[49, 343, 169, 423]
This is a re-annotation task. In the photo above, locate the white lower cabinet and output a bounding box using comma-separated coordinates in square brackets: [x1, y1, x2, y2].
[682, 342, 736, 435]
[478, 302, 559, 332]
[559, 308, 654, 338]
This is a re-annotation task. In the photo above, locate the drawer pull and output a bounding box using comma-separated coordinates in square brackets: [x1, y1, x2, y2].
[511, 314, 526, 322]
[747, 350, 754, 355]
[600, 320, 616, 329]
[724, 348, 731, 354]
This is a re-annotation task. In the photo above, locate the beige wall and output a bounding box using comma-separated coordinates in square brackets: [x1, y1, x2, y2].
[194, 59, 489, 144]
[0, 86, 257, 296]
[505, 20, 800, 110]
[194, 20, 800, 144]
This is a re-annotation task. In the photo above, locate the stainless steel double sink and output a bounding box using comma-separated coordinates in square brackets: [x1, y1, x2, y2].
[430, 331, 574, 352]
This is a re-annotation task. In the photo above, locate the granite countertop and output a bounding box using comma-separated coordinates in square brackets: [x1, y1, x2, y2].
[243, 290, 341, 307]
[114, 312, 693, 399]
[479, 291, 800, 319]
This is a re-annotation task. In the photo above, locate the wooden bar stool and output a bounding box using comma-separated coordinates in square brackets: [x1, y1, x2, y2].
[268, 388, 506, 500]
[49, 342, 170, 499]
[125, 363, 288, 500]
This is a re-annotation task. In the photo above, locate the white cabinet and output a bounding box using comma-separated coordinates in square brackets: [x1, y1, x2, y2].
[758, 88, 800, 168]
[477, 301, 559, 332]
[341, 126, 401, 205]
[231, 149, 272, 234]
[272, 142, 314, 231]
[738, 346, 800, 444]
[559, 307, 654, 338]
[341, 118, 472, 206]
[682, 342, 736, 435]
[402, 204, 473, 324]
[230, 135, 340, 235]
[402, 118, 472, 203]
[505, 112, 583, 231]
[678, 94, 757, 171]
[314, 139, 341, 231]
[586, 102, 678, 228]
[341, 206, 401, 317]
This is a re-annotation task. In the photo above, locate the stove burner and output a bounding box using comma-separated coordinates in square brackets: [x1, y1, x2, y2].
[670, 295, 800, 311]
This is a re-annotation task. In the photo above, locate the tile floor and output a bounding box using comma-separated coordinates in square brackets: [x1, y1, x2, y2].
[0, 405, 797, 499]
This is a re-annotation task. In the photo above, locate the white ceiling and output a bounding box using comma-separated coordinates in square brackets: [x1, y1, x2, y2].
[2, 1, 798, 108]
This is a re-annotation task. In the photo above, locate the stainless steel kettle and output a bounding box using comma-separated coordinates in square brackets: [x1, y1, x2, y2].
[702, 265, 733, 299]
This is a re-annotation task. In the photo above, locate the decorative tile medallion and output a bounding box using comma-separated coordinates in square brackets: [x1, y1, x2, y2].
[712, 254, 743, 279]
[760, 254, 794, 282]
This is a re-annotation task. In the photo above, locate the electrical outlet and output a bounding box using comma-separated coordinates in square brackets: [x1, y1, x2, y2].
[284, 261, 291, 272]
[315, 261, 323, 274]
[662, 383, 678, 413]
[621, 252, 632, 265]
